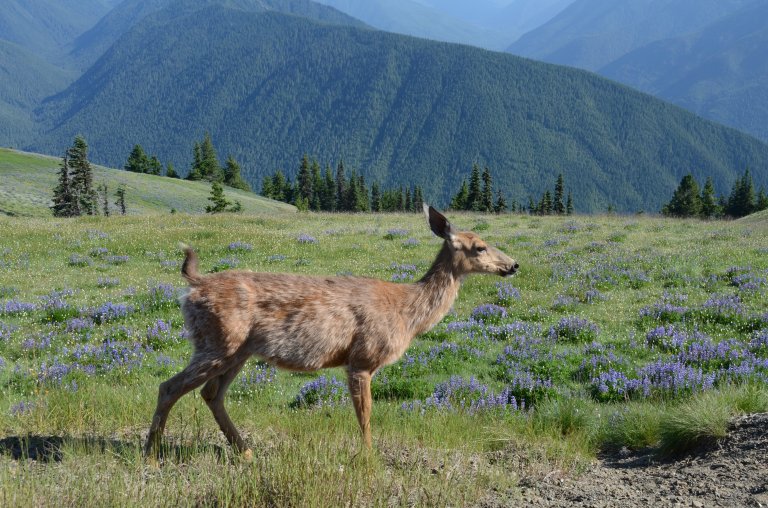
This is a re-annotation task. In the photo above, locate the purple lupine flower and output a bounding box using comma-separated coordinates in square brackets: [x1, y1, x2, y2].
[68, 254, 92, 267]
[1, 322, 18, 341]
[403, 376, 521, 415]
[495, 281, 521, 305]
[402, 238, 420, 248]
[1, 299, 37, 315]
[228, 241, 253, 252]
[290, 375, 348, 408]
[10, 401, 35, 416]
[267, 254, 287, 263]
[97, 277, 120, 287]
[232, 363, 277, 396]
[90, 302, 134, 323]
[147, 283, 178, 308]
[384, 228, 409, 240]
[66, 317, 94, 334]
[548, 316, 599, 343]
[297, 233, 318, 244]
[470, 304, 508, 323]
[105, 255, 130, 265]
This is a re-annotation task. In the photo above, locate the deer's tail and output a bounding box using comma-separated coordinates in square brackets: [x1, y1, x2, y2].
[180, 244, 202, 285]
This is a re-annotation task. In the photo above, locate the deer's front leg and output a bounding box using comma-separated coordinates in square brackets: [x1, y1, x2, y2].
[347, 368, 373, 449]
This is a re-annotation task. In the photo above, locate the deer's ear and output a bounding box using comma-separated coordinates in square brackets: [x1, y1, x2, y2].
[424, 204, 455, 240]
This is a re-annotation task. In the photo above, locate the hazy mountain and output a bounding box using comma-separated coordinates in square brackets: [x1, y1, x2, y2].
[29, 1, 768, 213]
[601, 1, 768, 142]
[508, 0, 754, 71]
[0, 40, 75, 147]
[313, 0, 574, 50]
[0, 0, 116, 63]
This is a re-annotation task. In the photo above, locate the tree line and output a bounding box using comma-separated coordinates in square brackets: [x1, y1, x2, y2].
[51, 135, 126, 217]
[261, 156, 425, 213]
[661, 170, 768, 219]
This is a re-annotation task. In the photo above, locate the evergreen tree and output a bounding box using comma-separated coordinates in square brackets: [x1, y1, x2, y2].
[224, 155, 250, 191]
[100, 183, 110, 216]
[566, 192, 574, 215]
[371, 181, 382, 212]
[725, 169, 755, 218]
[323, 165, 335, 211]
[310, 160, 323, 210]
[467, 164, 482, 211]
[273, 170, 288, 202]
[699, 177, 719, 219]
[344, 170, 359, 211]
[356, 174, 369, 211]
[51, 154, 75, 217]
[148, 155, 163, 176]
[206, 181, 231, 213]
[539, 190, 553, 215]
[554, 173, 566, 215]
[481, 167, 493, 212]
[165, 162, 179, 179]
[756, 188, 768, 212]
[494, 190, 507, 214]
[187, 142, 203, 180]
[335, 160, 347, 212]
[398, 186, 405, 211]
[450, 180, 469, 210]
[114, 185, 127, 215]
[124, 144, 150, 173]
[662, 174, 702, 217]
[68, 135, 96, 215]
[527, 196, 536, 214]
[405, 187, 412, 212]
[261, 174, 275, 199]
[297, 154, 313, 205]
[413, 186, 424, 212]
[200, 133, 223, 182]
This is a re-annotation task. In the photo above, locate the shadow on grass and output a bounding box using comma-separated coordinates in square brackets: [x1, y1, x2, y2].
[0, 434, 227, 463]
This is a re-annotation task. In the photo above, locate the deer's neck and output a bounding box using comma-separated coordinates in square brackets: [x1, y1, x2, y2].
[405, 243, 463, 336]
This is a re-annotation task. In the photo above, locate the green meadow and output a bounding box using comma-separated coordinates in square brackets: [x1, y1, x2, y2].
[1, 210, 767, 506]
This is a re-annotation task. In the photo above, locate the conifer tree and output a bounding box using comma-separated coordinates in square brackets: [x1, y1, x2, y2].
[756, 188, 768, 212]
[68, 135, 96, 215]
[100, 183, 110, 216]
[662, 174, 702, 217]
[539, 190, 553, 215]
[310, 160, 323, 210]
[405, 187, 412, 212]
[494, 190, 507, 214]
[188, 142, 203, 180]
[224, 155, 250, 191]
[272, 170, 288, 202]
[699, 177, 719, 219]
[725, 169, 755, 218]
[125, 144, 150, 173]
[554, 173, 566, 215]
[114, 185, 127, 215]
[450, 180, 469, 210]
[566, 192, 574, 215]
[371, 181, 382, 212]
[481, 167, 493, 212]
[467, 164, 482, 211]
[166, 162, 179, 179]
[261, 174, 274, 199]
[51, 154, 75, 217]
[356, 174, 369, 211]
[297, 154, 313, 205]
[148, 155, 163, 176]
[200, 133, 223, 182]
[335, 160, 347, 211]
[323, 166, 335, 211]
[206, 181, 231, 213]
[413, 186, 424, 212]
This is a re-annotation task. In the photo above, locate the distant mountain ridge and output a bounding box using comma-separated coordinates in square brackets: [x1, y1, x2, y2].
[28, 1, 768, 213]
[507, 0, 768, 141]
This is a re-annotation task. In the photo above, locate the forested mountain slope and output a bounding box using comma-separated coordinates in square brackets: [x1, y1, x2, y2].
[30, 3, 768, 212]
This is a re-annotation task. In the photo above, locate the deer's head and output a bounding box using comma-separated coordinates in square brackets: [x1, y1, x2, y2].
[424, 205, 519, 277]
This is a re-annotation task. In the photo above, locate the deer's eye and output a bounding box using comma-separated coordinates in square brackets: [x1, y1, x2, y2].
[476, 246, 487, 253]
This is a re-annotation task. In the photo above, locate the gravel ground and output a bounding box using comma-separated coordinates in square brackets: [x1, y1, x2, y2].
[507, 413, 768, 507]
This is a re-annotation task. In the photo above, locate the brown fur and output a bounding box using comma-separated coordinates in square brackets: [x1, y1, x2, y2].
[144, 206, 518, 457]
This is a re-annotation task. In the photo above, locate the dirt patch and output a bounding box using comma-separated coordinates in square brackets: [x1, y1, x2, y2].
[509, 413, 768, 507]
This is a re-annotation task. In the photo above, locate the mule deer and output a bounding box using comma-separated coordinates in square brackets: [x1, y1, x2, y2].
[144, 205, 518, 459]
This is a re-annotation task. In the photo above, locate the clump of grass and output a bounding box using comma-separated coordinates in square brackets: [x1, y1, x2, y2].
[657, 391, 732, 456]
[534, 397, 602, 446]
[602, 402, 663, 450]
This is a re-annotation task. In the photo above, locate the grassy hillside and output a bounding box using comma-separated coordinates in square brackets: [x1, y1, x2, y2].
[28, 3, 768, 213]
[0, 148, 295, 217]
[0, 212, 766, 504]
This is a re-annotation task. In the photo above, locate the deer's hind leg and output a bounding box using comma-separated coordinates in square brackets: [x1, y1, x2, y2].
[347, 368, 373, 449]
[200, 357, 250, 456]
[144, 353, 234, 458]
